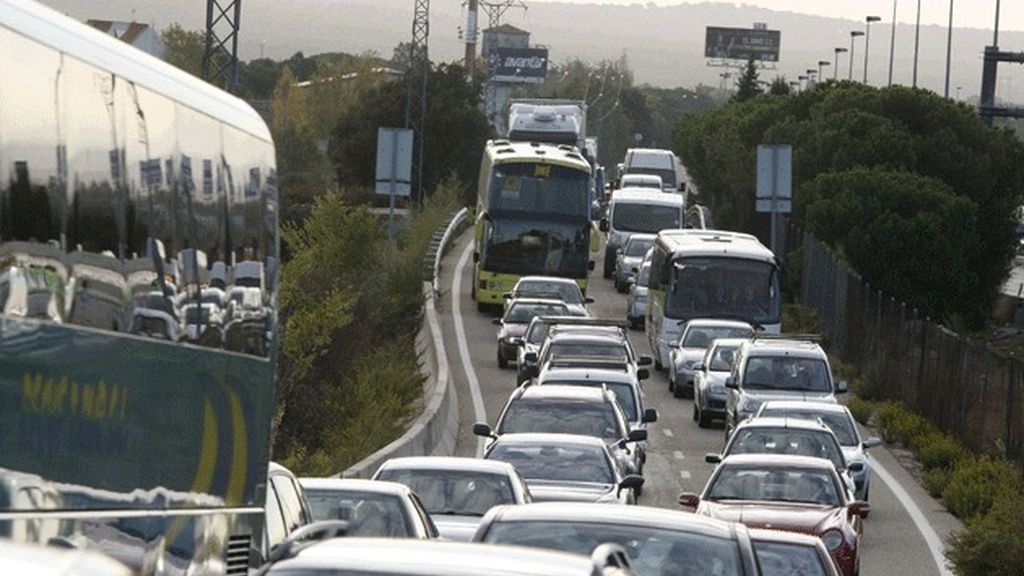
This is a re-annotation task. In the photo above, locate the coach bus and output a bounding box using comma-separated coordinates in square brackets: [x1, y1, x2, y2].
[646, 230, 780, 370]
[1, 0, 278, 573]
[472, 140, 596, 309]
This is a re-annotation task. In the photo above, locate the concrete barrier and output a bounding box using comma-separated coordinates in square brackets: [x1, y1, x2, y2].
[340, 210, 466, 478]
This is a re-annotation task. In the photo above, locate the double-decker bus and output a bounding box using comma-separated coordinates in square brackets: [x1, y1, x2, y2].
[472, 140, 596, 309]
[1, 0, 278, 573]
[646, 230, 781, 370]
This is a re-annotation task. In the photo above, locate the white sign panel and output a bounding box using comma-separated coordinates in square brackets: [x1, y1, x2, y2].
[375, 127, 413, 197]
[756, 144, 792, 213]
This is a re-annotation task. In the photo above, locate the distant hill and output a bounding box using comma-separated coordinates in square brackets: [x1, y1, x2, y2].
[36, 0, 1024, 101]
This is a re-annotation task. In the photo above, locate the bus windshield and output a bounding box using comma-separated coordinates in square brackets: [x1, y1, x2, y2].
[489, 163, 589, 219]
[482, 218, 590, 278]
[666, 257, 780, 325]
[612, 203, 681, 233]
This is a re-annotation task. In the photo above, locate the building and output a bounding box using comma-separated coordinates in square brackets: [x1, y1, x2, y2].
[85, 20, 164, 58]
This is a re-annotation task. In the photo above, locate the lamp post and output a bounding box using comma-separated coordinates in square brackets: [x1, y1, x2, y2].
[865, 16, 881, 83]
[913, 0, 922, 87]
[888, 0, 898, 86]
[849, 31, 864, 81]
[834, 47, 848, 80]
[798, 74, 808, 91]
[944, 0, 955, 97]
[818, 60, 831, 80]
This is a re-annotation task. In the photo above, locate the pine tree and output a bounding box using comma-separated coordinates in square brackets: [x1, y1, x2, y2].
[768, 76, 792, 96]
[733, 57, 762, 102]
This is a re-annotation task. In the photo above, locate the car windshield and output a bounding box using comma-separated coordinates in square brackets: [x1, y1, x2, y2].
[374, 469, 515, 517]
[548, 342, 629, 363]
[624, 238, 654, 257]
[707, 466, 841, 506]
[666, 257, 780, 326]
[482, 521, 744, 576]
[544, 380, 637, 422]
[611, 203, 681, 234]
[499, 400, 623, 440]
[514, 280, 583, 304]
[743, 357, 831, 392]
[487, 443, 614, 484]
[753, 540, 830, 576]
[682, 326, 752, 349]
[759, 409, 859, 446]
[726, 428, 846, 471]
[303, 490, 411, 537]
[505, 302, 569, 323]
[709, 345, 740, 372]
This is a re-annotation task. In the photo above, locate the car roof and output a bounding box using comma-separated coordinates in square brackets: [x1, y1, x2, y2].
[377, 457, 518, 475]
[516, 385, 613, 402]
[735, 417, 834, 434]
[507, 298, 570, 307]
[611, 188, 684, 205]
[490, 433, 610, 449]
[272, 538, 600, 576]
[744, 338, 825, 358]
[623, 234, 657, 244]
[758, 401, 851, 414]
[684, 319, 754, 330]
[747, 528, 826, 546]
[516, 276, 578, 286]
[719, 454, 836, 470]
[484, 503, 740, 539]
[548, 332, 627, 345]
[538, 367, 635, 384]
[297, 478, 413, 497]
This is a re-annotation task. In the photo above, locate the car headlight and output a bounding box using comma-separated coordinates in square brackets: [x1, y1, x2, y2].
[738, 398, 761, 415]
[821, 529, 844, 551]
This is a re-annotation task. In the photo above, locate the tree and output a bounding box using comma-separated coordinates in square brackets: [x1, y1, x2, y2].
[733, 58, 762, 102]
[271, 69, 332, 222]
[769, 76, 791, 96]
[161, 24, 204, 77]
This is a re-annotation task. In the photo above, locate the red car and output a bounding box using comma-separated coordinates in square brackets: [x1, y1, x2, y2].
[679, 454, 869, 576]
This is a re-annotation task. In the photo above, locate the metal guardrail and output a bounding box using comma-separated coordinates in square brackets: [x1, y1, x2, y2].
[423, 207, 469, 297]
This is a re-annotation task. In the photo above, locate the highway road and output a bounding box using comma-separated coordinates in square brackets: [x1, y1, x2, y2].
[434, 231, 961, 576]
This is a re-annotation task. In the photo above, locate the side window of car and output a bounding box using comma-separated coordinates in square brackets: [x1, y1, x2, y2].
[271, 475, 305, 535]
[409, 494, 439, 538]
[264, 482, 287, 551]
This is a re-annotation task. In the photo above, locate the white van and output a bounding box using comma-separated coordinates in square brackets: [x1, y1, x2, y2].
[622, 148, 684, 195]
[599, 189, 685, 279]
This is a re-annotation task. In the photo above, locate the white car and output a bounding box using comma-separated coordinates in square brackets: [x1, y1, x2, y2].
[692, 337, 747, 429]
[614, 234, 656, 293]
[625, 259, 651, 330]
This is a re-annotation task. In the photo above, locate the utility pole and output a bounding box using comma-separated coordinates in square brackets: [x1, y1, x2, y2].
[834, 47, 848, 81]
[464, 0, 479, 76]
[849, 31, 864, 81]
[888, 0, 898, 86]
[405, 0, 430, 203]
[913, 0, 921, 87]
[202, 0, 242, 92]
[865, 16, 881, 84]
[944, 0, 954, 97]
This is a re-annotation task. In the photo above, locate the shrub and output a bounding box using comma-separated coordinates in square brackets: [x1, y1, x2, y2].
[876, 401, 931, 448]
[947, 491, 1024, 576]
[917, 433, 971, 472]
[941, 456, 1024, 520]
[846, 396, 874, 425]
[924, 467, 952, 498]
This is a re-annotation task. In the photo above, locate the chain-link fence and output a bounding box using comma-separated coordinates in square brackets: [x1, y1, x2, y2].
[800, 233, 1024, 466]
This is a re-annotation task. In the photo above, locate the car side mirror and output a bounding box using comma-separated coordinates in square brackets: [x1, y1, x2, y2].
[642, 408, 658, 424]
[835, 379, 849, 394]
[693, 363, 706, 372]
[473, 423, 496, 439]
[638, 355, 653, 367]
[847, 462, 865, 473]
[725, 376, 738, 389]
[585, 297, 595, 304]
[627, 429, 648, 443]
[588, 260, 596, 272]
[599, 218, 610, 233]
[618, 474, 645, 496]
[637, 368, 650, 381]
[678, 492, 700, 509]
[492, 318, 502, 326]
[502, 292, 513, 299]
[848, 501, 871, 518]
[704, 453, 722, 464]
[862, 437, 882, 449]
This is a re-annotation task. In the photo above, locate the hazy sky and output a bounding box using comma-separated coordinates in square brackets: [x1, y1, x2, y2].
[541, 0, 1022, 32]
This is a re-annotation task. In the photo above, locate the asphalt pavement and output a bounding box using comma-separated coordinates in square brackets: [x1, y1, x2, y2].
[435, 231, 959, 576]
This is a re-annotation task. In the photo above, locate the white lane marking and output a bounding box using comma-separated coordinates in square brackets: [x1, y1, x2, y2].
[452, 242, 488, 458]
[872, 458, 954, 576]
[662, 429, 674, 437]
[679, 471, 692, 480]
[674, 451, 685, 460]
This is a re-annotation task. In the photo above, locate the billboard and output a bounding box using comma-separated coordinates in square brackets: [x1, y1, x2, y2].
[705, 27, 781, 62]
[488, 47, 549, 84]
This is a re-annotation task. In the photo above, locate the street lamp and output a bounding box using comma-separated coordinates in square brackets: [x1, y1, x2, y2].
[944, 0, 955, 97]
[818, 60, 831, 80]
[913, 0, 922, 87]
[888, 0, 898, 86]
[798, 74, 808, 90]
[849, 31, 865, 81]
[834, 47, 848, 80]
[865, 16, 881, 83]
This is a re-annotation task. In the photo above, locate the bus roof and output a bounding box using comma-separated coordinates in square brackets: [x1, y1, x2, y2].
[610, 188, 685, 206]
[656, 229, 776, 263]
[486, 140, 591, 172]
[2, 0, 271, 142]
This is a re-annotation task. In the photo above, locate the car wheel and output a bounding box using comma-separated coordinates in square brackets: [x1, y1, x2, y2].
[497, 350, 508, 369]
[629, 317, 638, 330]
[673, 380, 686, 399]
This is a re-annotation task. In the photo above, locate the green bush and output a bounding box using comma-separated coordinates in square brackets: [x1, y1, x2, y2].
[941, 456, 1024, 520]
[947, 491, 1024, 576]
[917, 433, 971, 472]
[923, 467, 952, 498]
[846, 396, 874, 425]
[876, 401, 932, 448]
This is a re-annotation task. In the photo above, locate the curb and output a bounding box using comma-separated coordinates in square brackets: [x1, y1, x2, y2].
[340, 209, 467, 478]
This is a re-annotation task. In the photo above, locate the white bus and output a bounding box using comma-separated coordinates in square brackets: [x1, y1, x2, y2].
[646, 230, 781, 370]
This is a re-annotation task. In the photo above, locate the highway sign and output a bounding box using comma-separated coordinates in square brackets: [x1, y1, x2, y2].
[705, 27, 782, 62]
[375, 127, 413, 197]
[756, 144, 792, 212]
[488, 47, 549, 84]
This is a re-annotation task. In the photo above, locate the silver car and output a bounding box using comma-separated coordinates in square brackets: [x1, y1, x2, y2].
[614, 234, 656, 292]
[298, 478, 440, 538]
[692, 337, 747, 429]
[503, 276, 593, 316]
[669, 319, 754, 399]
[625, 261, 650, 330]
[494, 298, 572, 369]
[755, 400, 882, 501]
